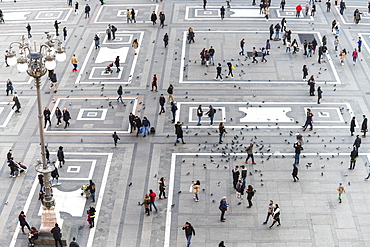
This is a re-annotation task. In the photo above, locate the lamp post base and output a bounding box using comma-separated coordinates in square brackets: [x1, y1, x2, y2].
[40, 206, 57, 233]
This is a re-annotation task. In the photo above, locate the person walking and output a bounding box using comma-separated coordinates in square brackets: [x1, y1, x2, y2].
[192, 180, 200, 202]
[252, 47, 258, 63]
[55, 107, 62, 127]
[334, 36, 339, 51]
[131, 8, 136, 23]
[269, 204, 281, 228]
[128, 113, 136, 133]
[159, 11, 165, 28]
[263, 200, 274, 224]
[69, 237, 80, 247]
[158, 177, 167, 199]
[44, 107, 51, 128]
[51, 223, 63, 247]
[241, 165, 247, 187]
[149, 189, 158, 212]
[117, 85, 124, 103]
[219, 241, 226, 247]
[167, 84, 174, 103]
[245, 143, 256, 164]
[63, 27, 67, 41]
[280, 0, 285, 10]
[187, 27, 195, 44]
[84, 4, 91, 18]
[182, 222, 195, 247]
[50, 70, 58, 93]
[292, 164, 299, 182]
[226, 62, 234, 78]
[6, 79, 13, 96]
[326, 0, 331, 11]
[349, 147, 358, 169]
[353, 134, 361, 152]
[89, 180, 96, 202]
[74, 1, 79, 15]
[220, 6, 225, 19]
[337, 183, 345, 203]
[218, 122, 226, 144]
[293, 141, 303, 165]
[134, 116, 142, 137]
[197, 105, 203, 126]
[339, 0, 345, 15]
[163, 33, 169, 48]
[132, 38, 139, 52]
[203, 0, 207, 9]
[239, 39, 245, 55]
[235, 180, 244, 205]
[126, 9, 131, 23]
[295, 4, 302, 18]
[62, 108, 71, 129]
[232, 166, 240, 189]
[8, 159, 18, 178]
[7, 149, 13, 162]
[57, 146, 65, 168]
[317, 86, 322, 104]
[142, 117, 150, 137]
[112, 131, 120, 147]
[54, 20, 61, 36]
[19, 211, 31, 235]
[361, 115, 368, 137]
[269, 24, 274, 40]
[151, 11, 157, 25]
[94, 34, 100, 49]
[71, 54, 78, 72]
[214, 63, 223, 81]
[340, 49, 346, 65]
[51, 162, 60, 186]
[171, 102, 177, 123]
[174, 121, 185, 145]
[206, 105, 216, 126]
[350, 117, 356, 136]
[158, 94, 165, 115]
[352, 48, 358, 65]
[114, 56, 120, 72]
[26, 23, 32, 38]
[12, 92, 21, 113]
[219, 197, 228, 222]
[87, 206, 96, 227]
[141, 194, 151, 216]
[246, 185, 256, 208]
[151, 74, 158, 91]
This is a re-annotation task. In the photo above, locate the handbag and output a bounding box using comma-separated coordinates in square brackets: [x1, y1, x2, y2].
[189, 184, 193, 193]
[139, 127, 144, 133]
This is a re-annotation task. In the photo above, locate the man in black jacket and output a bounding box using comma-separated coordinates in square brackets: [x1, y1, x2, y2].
[293, 141, 303, 165]
[51, 223, 63, 247]
[182, 222, 195, 246]
[361, 115, 368, 137]
[159, 94, 165, 115]
[171, 102, 177, 123]
[134, 116, 142, 137]
[349, 147, 358, 170]
[167, 84, 174, 102]
[353, 135, 361, 152]
[206, 105, 216, 126]
[128, 113, 136, 133]
[174, 122, 185, 146]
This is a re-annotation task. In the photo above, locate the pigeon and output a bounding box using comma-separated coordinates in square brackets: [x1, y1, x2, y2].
[128, 182, 132, 186]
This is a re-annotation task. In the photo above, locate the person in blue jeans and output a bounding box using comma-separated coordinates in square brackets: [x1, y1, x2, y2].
[149, 189, 158, 212]
[197, 105, 203, 125]
[293, 141, 303, 165]
[206, 105, 216, 126]
[182, 222, 195, 247]
[142, 117, 150, 137]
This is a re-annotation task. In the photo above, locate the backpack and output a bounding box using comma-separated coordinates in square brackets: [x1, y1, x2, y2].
[213, 109, 217, 114]
[150, 127, 156, 133]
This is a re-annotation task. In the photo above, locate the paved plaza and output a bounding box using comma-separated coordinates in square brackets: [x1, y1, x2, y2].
[1, 0, 370, 246]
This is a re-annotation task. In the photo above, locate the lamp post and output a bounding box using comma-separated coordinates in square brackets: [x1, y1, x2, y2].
[6, 33, 66, 231]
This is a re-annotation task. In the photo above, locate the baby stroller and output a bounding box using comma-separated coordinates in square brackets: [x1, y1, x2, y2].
[81, 184, 91, 199]
[17, 162, 28, 174]
[104, 62, 114, 74]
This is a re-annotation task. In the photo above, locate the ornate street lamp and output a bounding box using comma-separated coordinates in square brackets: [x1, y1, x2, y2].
[6, 33, 66, 231]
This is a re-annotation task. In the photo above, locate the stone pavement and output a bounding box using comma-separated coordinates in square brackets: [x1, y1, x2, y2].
[0, 0, 370, 246]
